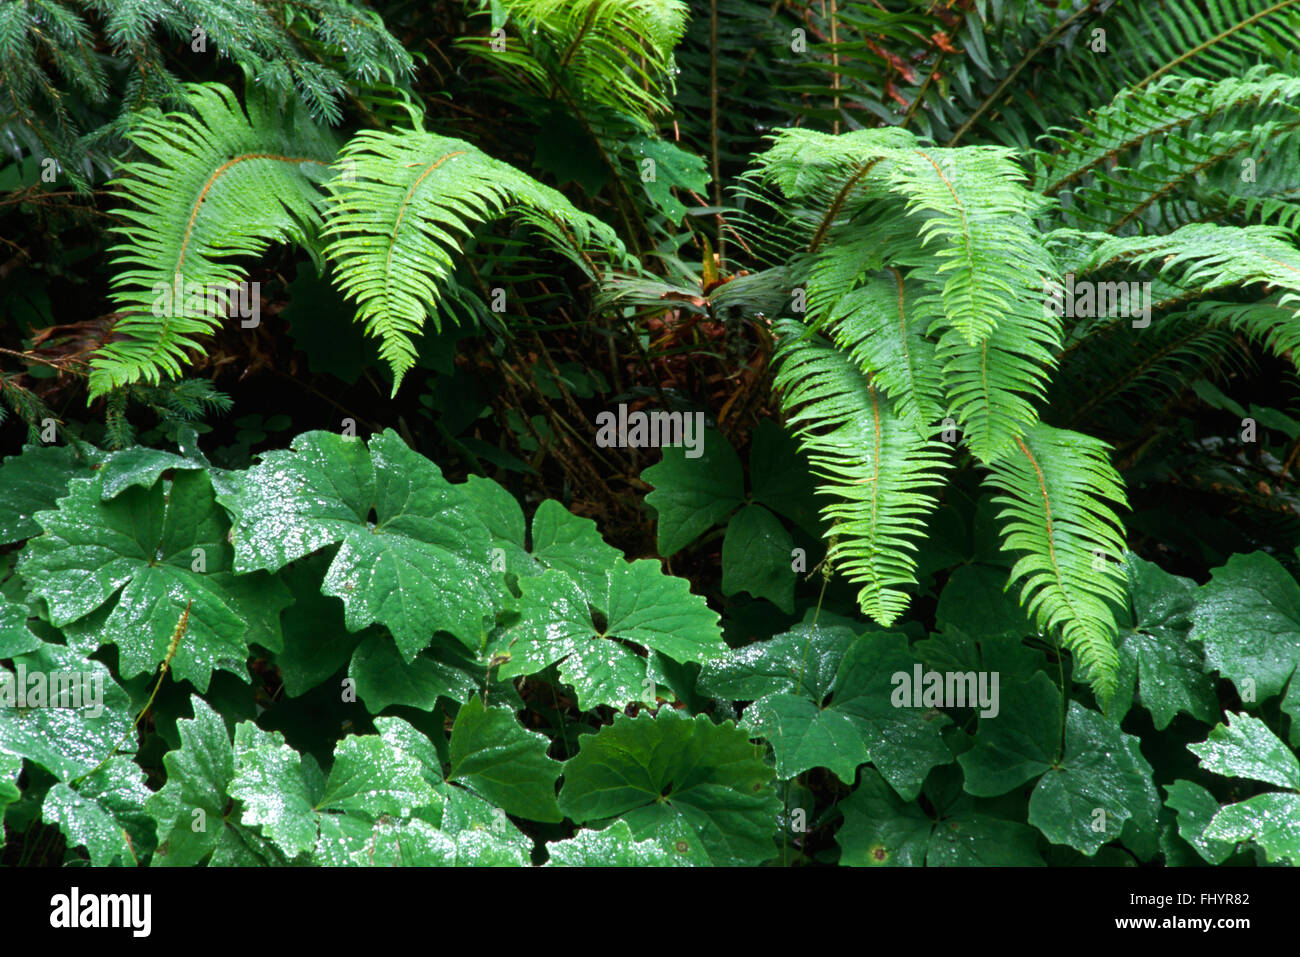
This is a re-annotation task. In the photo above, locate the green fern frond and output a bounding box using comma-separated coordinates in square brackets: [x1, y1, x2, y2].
[984, 422, 1129, 703]
[1082, 223, 1300, 331]
[753, 128, 1061, 460]
[321, 128, 624, 393]
[773, 322, 950, 626]
[887, 145, 1054, 346]
[814, 265, 945, 430]
[1037, 68, 1300, 232]
[1196, 125, 1300, 232]
[937, 304, 1059, 464]
[1093, 0, 1300, 93]
[92, 82, 340, 396]
[460, 0, 688, 130]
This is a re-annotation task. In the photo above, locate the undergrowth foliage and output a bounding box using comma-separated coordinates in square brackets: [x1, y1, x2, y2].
[0, 433, 1297, 866]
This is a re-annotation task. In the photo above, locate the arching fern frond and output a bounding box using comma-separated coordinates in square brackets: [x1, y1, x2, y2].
[886, 145, 1054, 347]
[321, 127, 625, 393]
[93, 82, 341, 396]
[1083, 221, 1300, 285]
[814, 265, 945, 431]
[1196, 125, 1300, 232]
[773, 322, 950, 626]
[984, 422, 1129, 703]
[752, 128, 1062, 460]
[1081, 222, 1300, 333]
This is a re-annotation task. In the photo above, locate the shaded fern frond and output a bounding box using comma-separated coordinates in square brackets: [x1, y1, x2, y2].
[1037, 68, 1300, 232]
[1195, 126, 1300, 231]
[1053, 310, 1243, 428]
[459, 0, 688, 130]
[1084, 0, 1300, 94]
[984, 422, 1129, 703]
[1, 0, 412, 190]
[773, 322, 950, 626]
[94, 82, 341, 396]
[321, 127, 625, 393]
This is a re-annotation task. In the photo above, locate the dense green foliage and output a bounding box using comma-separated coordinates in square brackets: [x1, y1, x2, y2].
[2, 0, 1300, 867]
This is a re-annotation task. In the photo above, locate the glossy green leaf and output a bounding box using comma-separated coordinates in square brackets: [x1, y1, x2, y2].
[721, 504, 795, 613]
[0, 444, 104, 545]
[528, 499, 626, 597]
[148, 695, 287, 866]
[231, 721, 441, 862]
[838, 768, 1043, 866]
[960, 675, 1159, 855]
[1163, 780, 1235, 865]
[448, 696, 563, 822]
[229, 722, 320, 858]
[1028, 703, 1161, 856]
[1204, 793, 1300, 865]
[272, 554, 366, 698]
[1191, 552, 1300, 704]
[98, 443, 210, 499]
[216, 429, 501, 659]
[559, 709, 780, 866]
[642, 429, 744, 556]
[498, 558, 724, 709]
[826, 633, 953, 797]
[744, 693, 867, 783]
[1189, 711, 1300, 789]
[545, 819, 694, 866]
[957, 673, 1062, 796]
[0, 642, 135, 781]
[630, 136, 710, 224]
[0, 752, 20, 843]
[19, 470, 289, 691]
[698, 624, 858, 703]
[706, 628, 950, 791]
[349, 632, 481, 713]
[42, 756, 152, 866]
[0, 595, 40, 658]
[1110, 555, 1215, 729]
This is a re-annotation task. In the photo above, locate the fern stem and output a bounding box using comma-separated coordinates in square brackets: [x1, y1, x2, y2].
[709, 0, 724, 266]
[947, 1, 1095, 147]
[1132, 0, 1300, 92]
[71, 601, 191, 788]
[807, 156, 886, 253]
[1055, 639, 1067, 764]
